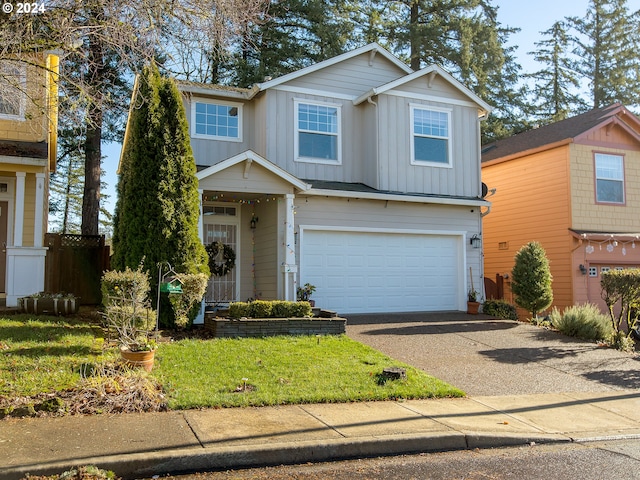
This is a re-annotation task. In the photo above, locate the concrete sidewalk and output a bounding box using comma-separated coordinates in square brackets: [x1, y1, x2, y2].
[3, 390, 640, 480]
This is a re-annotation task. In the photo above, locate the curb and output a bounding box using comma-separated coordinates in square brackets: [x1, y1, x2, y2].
[0, 432, 572, 480]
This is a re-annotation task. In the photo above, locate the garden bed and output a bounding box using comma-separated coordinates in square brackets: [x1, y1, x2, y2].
[204, 312, 346, 338]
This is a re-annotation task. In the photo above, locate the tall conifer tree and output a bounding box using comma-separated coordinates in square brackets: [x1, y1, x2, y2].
[112, 65, 209, 283]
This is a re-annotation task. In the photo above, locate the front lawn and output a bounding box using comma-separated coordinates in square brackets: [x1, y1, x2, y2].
[0, 315, 464, 411]
[154, 336, 463, 408]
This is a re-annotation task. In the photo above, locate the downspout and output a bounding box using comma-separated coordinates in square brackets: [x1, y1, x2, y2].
[367, 96, 379, 189]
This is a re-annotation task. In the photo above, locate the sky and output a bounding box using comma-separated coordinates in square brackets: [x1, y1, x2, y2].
[98, 0, 640, 219]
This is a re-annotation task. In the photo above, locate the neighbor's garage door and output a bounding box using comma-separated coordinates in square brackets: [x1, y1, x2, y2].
[301, 229, 460, 314]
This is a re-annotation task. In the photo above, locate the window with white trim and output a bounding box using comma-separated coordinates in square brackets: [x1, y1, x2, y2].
[0, 61, 26, 120]
[410, 105, 451, 166]
[295, 100, 341, 164]
[595, 153, 624, 204]
[192, 100, 242, 141]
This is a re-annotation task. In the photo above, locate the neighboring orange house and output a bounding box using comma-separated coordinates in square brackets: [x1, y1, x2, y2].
[0, 53, 59, 306]
[481, 104, 640, 315]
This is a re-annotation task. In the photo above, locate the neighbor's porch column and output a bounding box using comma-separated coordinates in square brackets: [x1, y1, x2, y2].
[281, 193, 298, 301]
[14, 172, 25, 247]
[33, 173, 45, 247]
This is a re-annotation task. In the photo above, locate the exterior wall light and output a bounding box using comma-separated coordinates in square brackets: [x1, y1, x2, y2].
[250, 216, 259, 229]
[470, 234, 482, 249]
[579, 264, 587, 275]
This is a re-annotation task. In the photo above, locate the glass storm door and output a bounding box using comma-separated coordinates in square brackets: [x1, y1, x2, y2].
[203, 205, 239, 305]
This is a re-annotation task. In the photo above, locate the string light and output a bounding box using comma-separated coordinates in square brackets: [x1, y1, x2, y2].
[582, 234, 640, 255]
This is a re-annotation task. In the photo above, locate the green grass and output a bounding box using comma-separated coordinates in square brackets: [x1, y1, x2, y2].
[153, 335, 464, 409]
[1, 315, 464, 408]
[0, 314, 110, 396]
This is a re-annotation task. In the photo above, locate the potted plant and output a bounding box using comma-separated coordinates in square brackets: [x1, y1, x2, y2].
[101, 266, 158, 372]
[19, 292, 79, 316]
[467, 289, 480, 314]
[296, 283, 317, 307]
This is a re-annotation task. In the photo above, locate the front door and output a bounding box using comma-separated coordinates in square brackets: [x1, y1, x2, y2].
[0, 201, 7, 292]
[203, 204, 239, 305]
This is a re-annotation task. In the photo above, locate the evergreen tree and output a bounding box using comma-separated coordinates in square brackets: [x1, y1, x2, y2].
[226, 0, 354, 87]
[525, 21, 588, 124]
[568, 0, 640, 109]
[511, 242, 554, 318]
[112, 65, 209, 284]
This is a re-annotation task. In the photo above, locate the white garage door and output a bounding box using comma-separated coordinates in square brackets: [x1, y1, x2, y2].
[301, 229, 461, 314]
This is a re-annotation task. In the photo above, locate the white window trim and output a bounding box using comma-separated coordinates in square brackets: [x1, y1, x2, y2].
[0, 63, 26, 121]
[191, 98, 243, 142]
[594, 153, 625, 204]
[409, 103, 452, 168]
[294, 98, 342, 165]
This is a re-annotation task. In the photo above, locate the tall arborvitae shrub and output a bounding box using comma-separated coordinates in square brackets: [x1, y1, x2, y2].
[511, 241, 553, 319]
[112, 64, 209, 324]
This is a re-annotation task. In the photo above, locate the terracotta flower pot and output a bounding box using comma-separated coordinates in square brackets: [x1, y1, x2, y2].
[120, 346, 156, 372]
[467, 301, 480, 315]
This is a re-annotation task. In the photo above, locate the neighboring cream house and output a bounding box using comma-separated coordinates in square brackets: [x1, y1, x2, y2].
[179, 43, 491, 315]
[0, 53, 58, 306]
[482, 104, 640, 314]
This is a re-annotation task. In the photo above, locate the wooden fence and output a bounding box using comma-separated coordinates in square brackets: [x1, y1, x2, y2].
[44, 233, 110, 305]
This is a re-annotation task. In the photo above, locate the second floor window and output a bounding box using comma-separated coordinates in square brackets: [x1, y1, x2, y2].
[295, 100, 341, 164]
[0, 61, 26, 120]
[411, 105, 451, 167]
[192, 100, 242, 141]
[595, 153, 624, 204]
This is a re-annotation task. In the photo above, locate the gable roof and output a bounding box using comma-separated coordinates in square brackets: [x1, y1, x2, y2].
[177, 43, 413, 101]
[482, 103, 640, 163]
[196, 150, 311, 191]
[256, 43, 413, 92]
[353, 64, 492, 115]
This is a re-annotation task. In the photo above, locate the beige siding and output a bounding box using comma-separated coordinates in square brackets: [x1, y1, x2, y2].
[377, 95, 481, 196]
[285, 54, 406, 96]
[199, 162, 295, 195]
[184, 94, 255, 166]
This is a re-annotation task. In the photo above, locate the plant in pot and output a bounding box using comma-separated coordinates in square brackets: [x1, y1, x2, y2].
[101, 266, 157, 371]
[19, 292, 79, 316]
[467, 289, 480, 314]
[296, 283, 317, 307]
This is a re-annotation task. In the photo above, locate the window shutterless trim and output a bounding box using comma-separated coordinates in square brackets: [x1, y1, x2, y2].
[593, 152, 625, 205]
[191, 98, 243, 142]
[409, 103, 452, 168]
[294, 98, 342, 165]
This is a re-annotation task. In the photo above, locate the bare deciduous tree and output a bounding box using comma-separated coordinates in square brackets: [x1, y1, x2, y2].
[0, 0, 269, 235]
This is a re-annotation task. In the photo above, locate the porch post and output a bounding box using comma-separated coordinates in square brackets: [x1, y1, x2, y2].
[14, 172, 25, 247]
[281, 193, 298, 301]
[197, 188, 204, 242]
[34, 173, 45, 247]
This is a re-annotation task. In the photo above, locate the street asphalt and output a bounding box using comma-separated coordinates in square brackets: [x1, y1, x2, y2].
[2, 312, 639, 480]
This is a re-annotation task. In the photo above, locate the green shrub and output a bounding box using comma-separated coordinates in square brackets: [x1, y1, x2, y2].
[248, 300, 273, 318]
[228, 300, 312, 318]
[511, 241, 553, 318]
[229, 302, 250, 318]
[482, 299, 518, 320]
[601, 269, 640, 337]
[550, 304, 613, 341]
[101, 265, 150, 307]
[608, 330, 636, 353]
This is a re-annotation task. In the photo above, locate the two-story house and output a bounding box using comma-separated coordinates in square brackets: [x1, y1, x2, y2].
[179, 43, 491, 314]
[481, 103, 640, 315]
[0, 53, 59, 306]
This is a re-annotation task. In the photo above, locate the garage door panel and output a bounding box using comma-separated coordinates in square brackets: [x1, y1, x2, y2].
[302, 230, 460, 314]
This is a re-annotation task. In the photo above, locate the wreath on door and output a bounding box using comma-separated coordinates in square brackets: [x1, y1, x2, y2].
[206, 241, 236, 277]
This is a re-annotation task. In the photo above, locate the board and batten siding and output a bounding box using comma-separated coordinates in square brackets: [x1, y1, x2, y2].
[264, 89, 366, 184]
[377, 94, 481, 197]
[283, 54, 408, 97]
[183, 94, 255, 167]
[294, 195, 484, 299]
[243, 201, 278, 300]
[482, 146, 574, 312]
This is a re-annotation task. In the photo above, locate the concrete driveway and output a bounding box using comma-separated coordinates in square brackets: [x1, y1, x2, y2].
[346, 312, 640, 396]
